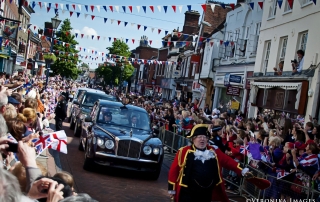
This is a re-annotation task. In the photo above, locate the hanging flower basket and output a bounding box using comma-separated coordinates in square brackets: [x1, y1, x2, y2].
[43, 53, 57, 64]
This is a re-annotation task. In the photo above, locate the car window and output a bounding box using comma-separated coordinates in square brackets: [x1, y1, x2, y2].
[97, 106, 150, 130]
[76, 90, 84, 99]
[82, 94, 116, 106]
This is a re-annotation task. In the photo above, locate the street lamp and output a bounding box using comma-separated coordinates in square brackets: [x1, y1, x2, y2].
[45, 13, 61, 89]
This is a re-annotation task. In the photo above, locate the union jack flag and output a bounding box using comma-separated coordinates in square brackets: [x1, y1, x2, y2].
[236, 115, 242, 123]
[299, 154, 319, 167]
[32, 134, 54, 156]
[7, 134, 18, 143]
[240, 145, 249, 155]
[276, 168, 289, 179]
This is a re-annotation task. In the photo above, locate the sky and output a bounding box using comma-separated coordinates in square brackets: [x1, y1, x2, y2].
[29, 0, 234, 69]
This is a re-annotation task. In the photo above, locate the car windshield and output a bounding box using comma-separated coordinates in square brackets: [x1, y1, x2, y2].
[82, 94, 116, 106]
[97, 106, 150, 130]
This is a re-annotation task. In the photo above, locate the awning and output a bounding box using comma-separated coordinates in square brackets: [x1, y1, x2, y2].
[0, 55, 9, 59]
[250, 82, 302, 110]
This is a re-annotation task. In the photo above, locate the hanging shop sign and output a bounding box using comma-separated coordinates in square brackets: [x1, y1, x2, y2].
[229, 74, 242, 83]
[0, 47, 11, 57]
[226, 86, 240, 96]
[192, 81, 204, 92]
[191, 54, 201, 64]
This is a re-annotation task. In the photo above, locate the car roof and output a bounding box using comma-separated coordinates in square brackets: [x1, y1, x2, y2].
[98, 100, 147, 112]
[77, 88, 105, 94]
[86, 92, 116, 98]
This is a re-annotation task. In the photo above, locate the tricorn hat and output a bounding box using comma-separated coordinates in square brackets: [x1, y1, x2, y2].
[187, 124, 210, 138]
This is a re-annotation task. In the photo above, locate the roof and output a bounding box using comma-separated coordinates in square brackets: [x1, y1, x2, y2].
[99, 100, 147, 113]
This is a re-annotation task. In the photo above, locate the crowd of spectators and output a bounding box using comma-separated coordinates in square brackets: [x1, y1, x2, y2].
[0, 72, 97, 202]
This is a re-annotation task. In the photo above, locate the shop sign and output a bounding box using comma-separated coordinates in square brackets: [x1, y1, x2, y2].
[0, 47, 11, 56]
[191, 54, 201, 64]
[226, 86, 240, 96]
[229, 75, 242, 83]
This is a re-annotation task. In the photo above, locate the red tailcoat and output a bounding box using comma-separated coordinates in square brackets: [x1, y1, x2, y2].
[168, 145, 243, 202]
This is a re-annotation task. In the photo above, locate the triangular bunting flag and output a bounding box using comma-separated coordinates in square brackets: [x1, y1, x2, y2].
[172, 5, 176, 12]
[122, 6, 126, 12]
[38, 2, 42, 8]
[91, 15, 95, 20]
[76, 12, 80, 18]
[210, 42, 214, 47]
[54, 8, 58, 14]
[187, 5, 192, 11]
[78, 4, 81, 11]
[109, 6, 113, 12]
[137, 24, 141, 30]
[66, 4, 69, 11]
[132, 39, 135, 44]
[136, 6, 140, 13]
[126, 39, 128, 43]
[258, 2, 263, 9]
[96, 5, 100, 12]
[287, 0, 293, 8]
[128, 6, 133, 12]
[278, 0, 283, 8]
[151, 28, 155, 32]
[72, 4, 75, 10]
[114, 38, 117, 42]
[108, 37, 111, 42]
[178, 5, 183, 13]
[81, 34, 84, 38]
[124, 22, 128, 26]
[142, 6, 146, 13]
[115, 6, 119, 12]
[90, 5, 94, 12]
[157, 5, 161, 12]
[313, 0, 317, 4]
[249, 2, 254, 9]
[47, 7, 50, 13]
[103, 6, 107, 12]
[158, 29, 161, 34]
[149, 40, 152, 45]
[201, 4, 206, 12]
[163, 6, 168, 13]
[144, 26, 147, 31]
[85, 5, 88, 12]
[230, 3, 235, 10]
[165, 31, 168, 35]
[150, 6, 154, 12]
[60, 3, 63, 10]
[104, 18, 108, 23]
[91, 35, 94, 39]
[221, 4, 226, 9]
[111, 19, 114, 24]
[84, 14, 88, 19]
[75, 33, 78, 38]
[69, 11, 73, 17]
[117, 20, 121, 25]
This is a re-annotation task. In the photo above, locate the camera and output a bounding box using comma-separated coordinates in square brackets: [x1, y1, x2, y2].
[291, 59, 298, 64]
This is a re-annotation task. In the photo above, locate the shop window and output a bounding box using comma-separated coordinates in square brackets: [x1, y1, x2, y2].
[263, 41, 271, 75]
[284, 0, 293, 12]
[279, 37, 288, 61]
[299, 0, 312, 5]
[268, 0, 277, 18]
[298, 31, 308, 52]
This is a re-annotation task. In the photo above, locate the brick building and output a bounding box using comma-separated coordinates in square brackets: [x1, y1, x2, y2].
[131, 36, 158, 95]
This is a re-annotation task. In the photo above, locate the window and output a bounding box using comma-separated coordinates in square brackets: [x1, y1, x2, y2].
[284, 0, 293, 12]
[279, 37, 288, 61]
[263, 41, 271, 75]
[236, 11, 243, 21]
[245, 27, 250, 39]
[268, 0, 277, 18]
[299, 32, 308, 52]
[300, 0, 312, 5]
[255, 22, 261, 35]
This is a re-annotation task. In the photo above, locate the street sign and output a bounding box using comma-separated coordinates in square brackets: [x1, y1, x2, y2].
[229, 75, 242, 83]
[226, 86, 240, 96]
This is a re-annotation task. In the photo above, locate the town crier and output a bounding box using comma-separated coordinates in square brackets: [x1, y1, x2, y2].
[168, 124, 250, 202]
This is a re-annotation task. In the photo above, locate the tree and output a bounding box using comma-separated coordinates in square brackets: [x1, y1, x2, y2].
[50, 19, 80, 79]
[96, 40, 134, 87]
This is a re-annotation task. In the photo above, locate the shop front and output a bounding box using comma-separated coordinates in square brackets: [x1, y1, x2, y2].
[160, 78, 175, 100]
[213, 73, 245, 112]
[249, 81, 309, 118]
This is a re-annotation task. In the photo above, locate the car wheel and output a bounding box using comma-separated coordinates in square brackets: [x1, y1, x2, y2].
[148, 166, 161, 180]
[69, 117, 75, 130]
[74, 122, 80, 137]
[83, 141, 94, 171]
[78, 136, 84, 151]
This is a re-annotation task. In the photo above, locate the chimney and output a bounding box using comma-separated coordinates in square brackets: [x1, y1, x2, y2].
[183, 10, 200, 35]
[139, 35, 148, 47]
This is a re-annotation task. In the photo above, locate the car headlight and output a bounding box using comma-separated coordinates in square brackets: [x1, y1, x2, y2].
[153, 148, 160, 155]
[97, 138, 104, 148]
[105, 140, 114, 150]
[93, 137, 97, 144]
[143, 146, 152, 155]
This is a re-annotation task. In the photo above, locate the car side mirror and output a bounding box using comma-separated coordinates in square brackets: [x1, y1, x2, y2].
[73, 100, 80, 105]
[85, 117, 92, 122]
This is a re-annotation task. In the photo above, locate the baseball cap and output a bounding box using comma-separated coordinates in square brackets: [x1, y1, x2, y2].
[8, 96, 20, 105]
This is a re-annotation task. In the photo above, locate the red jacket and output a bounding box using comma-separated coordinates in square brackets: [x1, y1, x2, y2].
[227, 142, 244, 162]
[168, 144, 243, 202]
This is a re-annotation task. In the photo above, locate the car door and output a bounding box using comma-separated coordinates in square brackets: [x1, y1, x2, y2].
[73, 91, 85, 120]
[82, 103, 98, 139]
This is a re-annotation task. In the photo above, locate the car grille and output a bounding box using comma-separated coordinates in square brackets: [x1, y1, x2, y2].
[117, 140, 141, 158]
